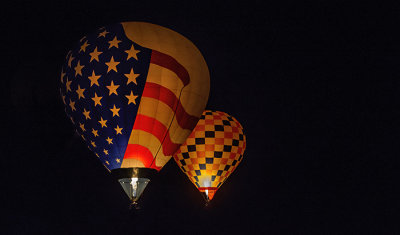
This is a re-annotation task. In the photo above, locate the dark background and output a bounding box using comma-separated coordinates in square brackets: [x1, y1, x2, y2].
[3, 1, 400, 234]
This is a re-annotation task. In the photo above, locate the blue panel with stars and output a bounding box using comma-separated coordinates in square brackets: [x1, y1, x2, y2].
[60, 23, 152, 170]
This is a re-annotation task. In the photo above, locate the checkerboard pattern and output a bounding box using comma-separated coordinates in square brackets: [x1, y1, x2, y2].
[174, 110, 246, 194]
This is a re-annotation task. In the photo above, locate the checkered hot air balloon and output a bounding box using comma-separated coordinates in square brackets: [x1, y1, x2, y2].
[60, 22, 210, 206]
[173, 110, 246, 204]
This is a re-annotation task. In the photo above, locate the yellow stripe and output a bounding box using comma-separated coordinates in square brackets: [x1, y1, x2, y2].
[120, 158, 145, 168]
[146, 63, 182, 96]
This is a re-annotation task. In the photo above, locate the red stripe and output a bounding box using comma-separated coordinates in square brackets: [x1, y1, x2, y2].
[150, 50, 190, 86]
[198, 187, 219, 191]
[132, 114, 180, 156]
[142, 82, 199, 131]
[123, 144, 161, 171]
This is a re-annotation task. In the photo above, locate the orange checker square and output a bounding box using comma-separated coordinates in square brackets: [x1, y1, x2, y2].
[180, 145, 188, 153]
[213, 158, 222, 164]
[191, 158, 199, 164]
[189, 152, 197, 158]
[186, 137, 196, 145]
[205, 138, 215, 144]
[206, 169, 213, 175]
[229, 152, 238, 159]
[195, 145, 205, 151]
[221, 152, 231, 159]
[211, 170, 219, 175]
[213, 119, 223, 125]
[231, 146, 239, 153]
[212, 164, 220, 170]
[205, 119, 214, 125]
[215, 138, 224, 145]
[214, 144, 223, 151]
[224, 126, 232, 132]
[224, 138, 232, 145]
[196, 151, 205, 158]
[205, 144, 215, 151]
[233, 132, 240, 140]
[195, 124, 205, 131]
[205, 114, 214, 119]
[237, 147, 243, 155]
[184, 159, 192, 165]
[198, 158, 206, 164]
[194, 131, 205, 138]
[205, 151, 214, 158]
[221, 158, 228, 165]
[205, 124, 215, 131]
[199, 168, 207, 173]
[213, 114, 222, 120]
[206, 164, 213, 170]
[238, 140, 244, 148]
[215, 131, 225, 138]
[224, 132, 233, 138]
[188, 164, 194, 171]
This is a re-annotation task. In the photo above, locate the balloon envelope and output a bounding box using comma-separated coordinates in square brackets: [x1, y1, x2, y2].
[173, 110, 246, 202]
[60, 22, 210, 202]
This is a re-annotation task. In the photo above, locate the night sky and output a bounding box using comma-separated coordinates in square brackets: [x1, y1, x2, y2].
[3, 1, 400, 234]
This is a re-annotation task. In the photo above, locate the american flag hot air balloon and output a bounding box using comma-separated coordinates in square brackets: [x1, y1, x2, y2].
[60, 22, 210, 206]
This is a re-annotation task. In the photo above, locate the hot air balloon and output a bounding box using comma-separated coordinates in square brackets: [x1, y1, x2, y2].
[173, 110, 246, 204]
[60, 22, 210, 207]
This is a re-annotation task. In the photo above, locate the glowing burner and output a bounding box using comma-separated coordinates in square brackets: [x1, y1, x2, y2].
[118, 177, 150, 203]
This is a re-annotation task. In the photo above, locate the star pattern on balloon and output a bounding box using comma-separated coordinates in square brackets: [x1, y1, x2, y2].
[124, 68, 139, 85]
[89, 47, 103, 62]
[59, 24, 151, 170]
